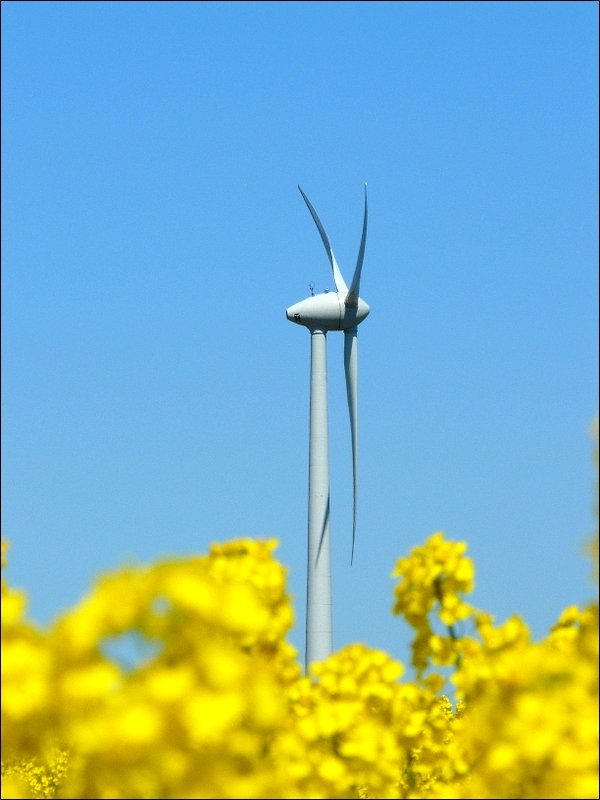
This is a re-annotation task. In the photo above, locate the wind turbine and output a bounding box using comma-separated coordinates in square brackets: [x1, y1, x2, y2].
[286, 184, 369, 669]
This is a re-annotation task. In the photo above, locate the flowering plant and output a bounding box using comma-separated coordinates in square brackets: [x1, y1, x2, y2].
[2, 430, 598, 798]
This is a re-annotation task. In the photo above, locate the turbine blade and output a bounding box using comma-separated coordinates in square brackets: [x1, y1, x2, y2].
[345, 183, 368, 308]
[298, 186, 348, 294]
[344, 328, 359, 565]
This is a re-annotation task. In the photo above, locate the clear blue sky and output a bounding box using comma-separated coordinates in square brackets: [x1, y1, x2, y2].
[2, 1, 598, 671]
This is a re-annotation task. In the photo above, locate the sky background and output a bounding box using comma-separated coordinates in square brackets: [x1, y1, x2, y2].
[2, 0, 598, 673]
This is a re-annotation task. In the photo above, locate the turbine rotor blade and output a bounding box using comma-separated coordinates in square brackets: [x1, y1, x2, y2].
[344, 328, 359, 565]
[298, 186, 348, 294]
[345, 183, 368, 308]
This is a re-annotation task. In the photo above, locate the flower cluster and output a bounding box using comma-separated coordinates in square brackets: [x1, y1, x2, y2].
[391, 533, 598, 799]
[392, 532, 475, 675]
[440, 602, 599, 799]
[2, 513, 598, 798]
[1, 750, 68, 800]
[2, 539, 296, 799]
[272, 644, 456, 798]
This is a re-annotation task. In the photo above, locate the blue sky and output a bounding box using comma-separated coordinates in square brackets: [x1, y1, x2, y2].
[2, 0, 598, 672]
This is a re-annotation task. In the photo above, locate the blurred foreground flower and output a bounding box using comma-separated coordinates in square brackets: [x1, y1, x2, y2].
[2, 425, 597, 798]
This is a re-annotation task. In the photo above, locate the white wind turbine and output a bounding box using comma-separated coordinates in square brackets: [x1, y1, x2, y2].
[286, 184, 370, 669]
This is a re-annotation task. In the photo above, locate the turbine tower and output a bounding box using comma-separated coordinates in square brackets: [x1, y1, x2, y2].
[286, 185, 369, 669]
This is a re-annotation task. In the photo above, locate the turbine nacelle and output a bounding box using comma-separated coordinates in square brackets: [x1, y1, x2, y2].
[286, 291, 370, 332]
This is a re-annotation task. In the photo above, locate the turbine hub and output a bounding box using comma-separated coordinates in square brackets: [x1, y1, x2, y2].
[286, 292, 370, 331]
